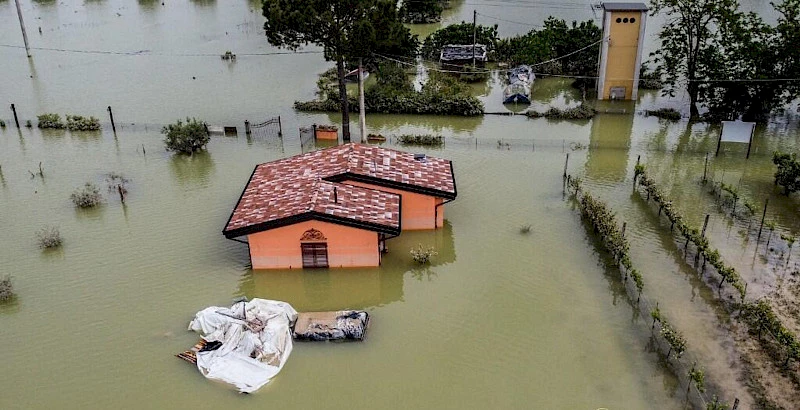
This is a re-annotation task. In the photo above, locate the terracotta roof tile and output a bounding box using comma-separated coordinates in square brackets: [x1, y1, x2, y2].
[224, 143, 456, 236]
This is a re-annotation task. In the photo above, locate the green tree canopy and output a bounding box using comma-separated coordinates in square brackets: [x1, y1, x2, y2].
[651, 0, 800, 121]
[263, 0, 418, 140]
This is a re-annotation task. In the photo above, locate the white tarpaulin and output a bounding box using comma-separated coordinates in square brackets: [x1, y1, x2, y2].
[188, 299, 298, 393]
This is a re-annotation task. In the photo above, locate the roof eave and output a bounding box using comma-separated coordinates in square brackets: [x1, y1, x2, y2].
[223, 211, 400, 239]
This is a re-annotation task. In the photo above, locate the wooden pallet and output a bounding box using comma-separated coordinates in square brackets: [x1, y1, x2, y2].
[175, 339, 207, 364]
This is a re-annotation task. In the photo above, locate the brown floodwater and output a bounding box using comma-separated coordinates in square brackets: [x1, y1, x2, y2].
[1, 1, 798, 409]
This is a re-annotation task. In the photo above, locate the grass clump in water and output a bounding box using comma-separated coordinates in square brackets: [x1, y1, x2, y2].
[0, 275, 14, 303]
[71, 182, 103, 208]
[37, 113, 65, 129]
[36, 226, 63, 249]
[66, 115, 101, 131]
[645, 108, 681, 121]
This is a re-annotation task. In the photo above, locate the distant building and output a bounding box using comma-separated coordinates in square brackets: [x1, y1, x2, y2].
[223, 143, 457, 269]
[596, 2, 648, 100]
[440, 44, 487, 68]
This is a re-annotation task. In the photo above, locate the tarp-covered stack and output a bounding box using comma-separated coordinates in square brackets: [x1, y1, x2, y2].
[293, 310, 370, 341]
[187, 299, 297, 393]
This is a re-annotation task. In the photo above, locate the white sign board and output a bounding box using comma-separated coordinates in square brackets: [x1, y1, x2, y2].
[720, 121, 755, 144]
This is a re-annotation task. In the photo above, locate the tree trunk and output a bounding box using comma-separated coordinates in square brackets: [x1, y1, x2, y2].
[336, 56, 351, 141]
[688, 81, 700, 120]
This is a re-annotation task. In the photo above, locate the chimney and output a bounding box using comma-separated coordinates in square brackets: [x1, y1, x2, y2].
[334, 187, 338, 203]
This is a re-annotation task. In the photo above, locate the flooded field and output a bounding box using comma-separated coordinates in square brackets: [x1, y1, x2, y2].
[1, 1, 799, 409]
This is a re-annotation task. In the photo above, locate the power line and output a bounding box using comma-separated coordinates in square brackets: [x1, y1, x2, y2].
[476, 11, 600, 29]
[0, 43, 323, 57]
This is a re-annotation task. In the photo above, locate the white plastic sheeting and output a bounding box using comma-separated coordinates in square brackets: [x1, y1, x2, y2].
[188, 299, 298, 393]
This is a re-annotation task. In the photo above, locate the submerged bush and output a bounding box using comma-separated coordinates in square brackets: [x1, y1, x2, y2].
[66, 115, 101, 131]
[645, 108, 681, 121]
[395, 134, 444, 147]
[411, 244, 438, 264]
[105, 172, 130, 194]
[37, 113, 65, 129]
[773, 151, 800, 195]
[163, 118, 210, 154]
[0, 275, 14, 302]
[71, 182, 103, 208]
[36, 226, 63, 249]
[527, 104, 596, 120]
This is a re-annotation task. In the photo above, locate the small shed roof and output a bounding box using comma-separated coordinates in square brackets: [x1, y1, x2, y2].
[441, 44, 488, 62]
[601, 2, 649, 11]
[223, 143, 456, 238]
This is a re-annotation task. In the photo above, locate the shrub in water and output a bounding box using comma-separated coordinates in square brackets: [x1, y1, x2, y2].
[410, 244, 438, 264]
[0, 275, 14, 302]
[773, 151, 800, 195]
[163, 118, 210, 154]
[37, 113, 65, 129]
[36, 226, 63, 249]
[66, 115, 101, 131]
[71, 182, 103, 208]
[395, 134, 444, 147]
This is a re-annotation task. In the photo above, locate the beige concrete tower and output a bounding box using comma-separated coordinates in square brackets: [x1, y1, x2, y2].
[596, 2, 648, 100]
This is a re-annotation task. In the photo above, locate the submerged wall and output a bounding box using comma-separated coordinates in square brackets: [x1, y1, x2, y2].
[247, 220, 379, 269]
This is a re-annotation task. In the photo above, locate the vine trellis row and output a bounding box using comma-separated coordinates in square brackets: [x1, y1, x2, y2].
[633, 164, 800, 368]
[566, 176, 716, 408]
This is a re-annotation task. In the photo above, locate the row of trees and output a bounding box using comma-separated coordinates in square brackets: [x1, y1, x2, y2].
[652, 0, 800, 121]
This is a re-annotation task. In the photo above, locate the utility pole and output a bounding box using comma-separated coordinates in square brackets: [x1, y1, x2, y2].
[472, 10, 477, 67]
[358, 58, 366, 144]
[14, 0, 31, 58]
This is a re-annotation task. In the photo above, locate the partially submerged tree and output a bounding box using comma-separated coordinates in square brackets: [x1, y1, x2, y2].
[162, 118, 210, 154]
[773, 151, 800, 195]
[652, 0, 800, 121]
[263, 0, 418, 140]
[649, 0, 735, 119]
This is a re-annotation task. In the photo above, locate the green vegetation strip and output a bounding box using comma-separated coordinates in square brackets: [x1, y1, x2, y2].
[633, 164, 800, 368]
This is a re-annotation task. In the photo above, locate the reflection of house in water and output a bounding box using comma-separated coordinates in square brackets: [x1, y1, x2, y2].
[234, 221, 456, 311]
[585, 113, 633, 182]
[236, 267, 405, 312]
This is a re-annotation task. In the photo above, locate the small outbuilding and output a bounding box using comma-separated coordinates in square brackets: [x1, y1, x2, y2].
[223, 143, 457, 269]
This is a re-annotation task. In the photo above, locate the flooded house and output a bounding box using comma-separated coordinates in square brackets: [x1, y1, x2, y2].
[223, 143, 457, 269]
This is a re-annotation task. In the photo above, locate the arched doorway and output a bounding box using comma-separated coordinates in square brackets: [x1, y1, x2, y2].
[300, 228, 328, 268]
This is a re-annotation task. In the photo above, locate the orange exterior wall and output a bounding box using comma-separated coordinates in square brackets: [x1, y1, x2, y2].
[600, 11, 644, 100]
[315, 130, 338, 140]
[343, 180, 445, 230]
[247, 220, 379, 269]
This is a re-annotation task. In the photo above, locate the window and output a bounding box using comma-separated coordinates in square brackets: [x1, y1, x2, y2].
[301, 243, 329, 268]
[300, 228, 328, 268]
